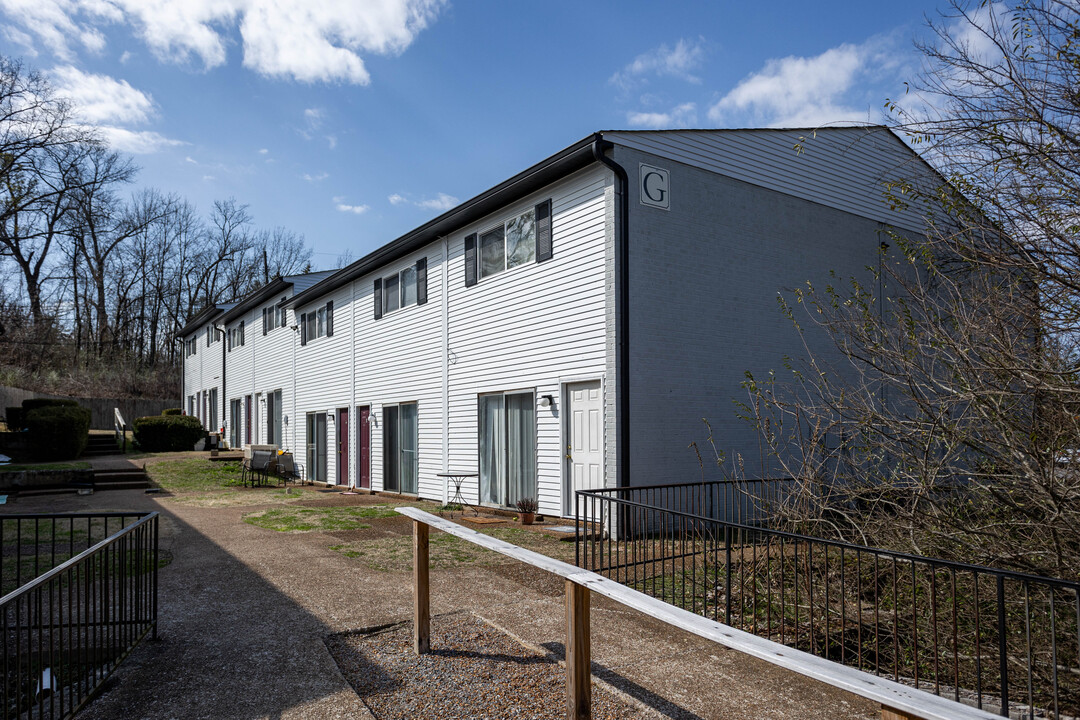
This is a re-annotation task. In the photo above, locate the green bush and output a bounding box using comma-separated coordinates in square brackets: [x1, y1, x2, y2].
[5, 407, 23, 430]
[22, 398, 79, 412]
[25, 405, 92, 460]
[133, 415, 205, 452]
[161, 408, 183, 416]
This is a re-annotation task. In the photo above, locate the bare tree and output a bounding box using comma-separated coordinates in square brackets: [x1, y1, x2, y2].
[738, 1, 1080, 578]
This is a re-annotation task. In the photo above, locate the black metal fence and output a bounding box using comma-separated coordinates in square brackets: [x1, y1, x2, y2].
[1, 512, 159, 719]
[576, 484, 1080, 719]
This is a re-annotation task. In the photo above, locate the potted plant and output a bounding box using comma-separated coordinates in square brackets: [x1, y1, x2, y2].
[516, 497, 538, 525]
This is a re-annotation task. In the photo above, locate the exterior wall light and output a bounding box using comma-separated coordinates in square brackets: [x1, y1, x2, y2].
[539, 394, 555, 408]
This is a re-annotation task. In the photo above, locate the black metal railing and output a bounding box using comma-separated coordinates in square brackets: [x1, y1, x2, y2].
[1, 512, 159, 719]
[576, 485, 1080, 718]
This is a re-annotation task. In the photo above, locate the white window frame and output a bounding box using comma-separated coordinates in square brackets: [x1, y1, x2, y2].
[477, 389, 537, 508]
[478, 208, 536, 281]
[382, 266, 417, 316]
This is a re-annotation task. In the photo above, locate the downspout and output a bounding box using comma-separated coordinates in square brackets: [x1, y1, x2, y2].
[591, 135, 630, 488]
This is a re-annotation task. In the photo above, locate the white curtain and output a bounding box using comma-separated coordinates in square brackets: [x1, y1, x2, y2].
[479, 395, 505, 504]
[506, 393, 535, 505]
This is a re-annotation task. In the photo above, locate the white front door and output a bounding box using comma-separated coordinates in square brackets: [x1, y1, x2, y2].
[565, 380, 603, 516]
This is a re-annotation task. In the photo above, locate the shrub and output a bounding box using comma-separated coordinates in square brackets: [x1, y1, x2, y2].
[133, 415, 205, 452]
[22, 398, 79, 412]
[25, 405, 91, 461]
[5, 407, 23, 430]
[161, 408, 183, 416]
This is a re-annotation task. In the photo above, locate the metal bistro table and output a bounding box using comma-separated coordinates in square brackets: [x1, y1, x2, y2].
[437, 471, 480, 517]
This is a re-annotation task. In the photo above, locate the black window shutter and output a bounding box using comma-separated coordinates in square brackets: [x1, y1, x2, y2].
[240, 321, 245, 346]
[464, 234, 477, 287]
[279, 297, 287, 328]
[374, 278, 383, 319]
[262, 308, 268, 335]
[326, 301, 334, 337]
[300, 313, 307, 346]
[536, 199, 553, 262]
[227, 330, 232, 352]
[416, 257, 428, 305]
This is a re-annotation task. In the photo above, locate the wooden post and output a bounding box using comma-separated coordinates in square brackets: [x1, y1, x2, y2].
[413, 520, 430, 655]
[566, 579, 591, 720]
[881, 706, 918, 720]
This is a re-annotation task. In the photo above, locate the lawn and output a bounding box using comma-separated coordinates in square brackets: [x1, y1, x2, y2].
[144, 457, 300, 507]
[329, 525, 578, 571]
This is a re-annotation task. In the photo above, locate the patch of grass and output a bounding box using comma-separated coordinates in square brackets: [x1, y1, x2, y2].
[145, 458, 246, 492]
[0, 461, 92, 472]
[329, 523, 578, 571]
[242, 506, 378, 532]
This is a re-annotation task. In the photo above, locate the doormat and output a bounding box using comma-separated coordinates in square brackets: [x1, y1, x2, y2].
[462, 516, 505, 525]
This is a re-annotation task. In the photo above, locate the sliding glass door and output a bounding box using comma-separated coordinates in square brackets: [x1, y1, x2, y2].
[383, 402, 417, 493]
[306, 412, 327, 483]
[479, 391, 535, 507]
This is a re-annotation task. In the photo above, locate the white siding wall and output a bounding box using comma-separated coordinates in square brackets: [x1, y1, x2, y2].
[353, 246, 446, 498]
[224, 313, 254, 446]
[294, 284, 354, 484]
[446, 165, 610, 517]
[182, 323, 224, 431]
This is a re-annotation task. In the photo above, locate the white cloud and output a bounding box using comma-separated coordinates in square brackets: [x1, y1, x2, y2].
[708, 37, 900, 127]
[184, 156, 198, 164]
[202, 174, 215, 181]
[416, 192, 457, 211]
[388, 192, 458, 211]
[118, 50, 131, 63]
[0, 0, 447, 83]
[611, 37, 705, 90]
[301, 172, 328, 182]
[627, 102, 697, 129]
[336, 202, 369, 215]
[2, 25, 38, 56]
[49, 65, 156, 125]
[258, 148, 268, 155]
[97, 126, 184, 154]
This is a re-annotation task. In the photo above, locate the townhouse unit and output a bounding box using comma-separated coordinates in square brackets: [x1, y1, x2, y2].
[181, 127, 934, 518]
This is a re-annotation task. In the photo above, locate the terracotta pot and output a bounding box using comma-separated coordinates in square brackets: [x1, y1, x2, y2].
[520, 512, 536, 526]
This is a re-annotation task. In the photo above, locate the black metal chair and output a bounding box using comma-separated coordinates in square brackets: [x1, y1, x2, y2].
[247, 450, 273, 488]
[276, 453, 305, 486]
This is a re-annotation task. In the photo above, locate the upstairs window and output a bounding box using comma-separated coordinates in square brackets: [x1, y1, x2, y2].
[464, 200, 551, 287]
[300, 301, 333, 346]
[373, 258, 428, 319]
[227, 321, 245, 351]
[480, 209, 535, 279]
[277, 298, 287, 328]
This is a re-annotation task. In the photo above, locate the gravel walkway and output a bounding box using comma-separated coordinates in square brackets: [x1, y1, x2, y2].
[328, 613, 651, 720]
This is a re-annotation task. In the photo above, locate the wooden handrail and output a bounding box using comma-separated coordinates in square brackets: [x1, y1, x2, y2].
[397, 507, 1001, 720]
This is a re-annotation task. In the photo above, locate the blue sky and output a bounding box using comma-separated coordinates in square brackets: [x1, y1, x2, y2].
[0, 0, 949, 268]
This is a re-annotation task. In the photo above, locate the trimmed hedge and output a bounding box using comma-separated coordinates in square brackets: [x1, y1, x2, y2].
[25, 405, 92, 461]
[22, 398, 79, 412]
[161, 408, 183, 416]
[133, 415, 205, 452]
[5, 407, 23, 430]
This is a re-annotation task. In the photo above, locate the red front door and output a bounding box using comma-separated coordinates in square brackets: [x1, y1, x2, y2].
[338, 408, 349, 486]
[358, 406, 370, 489]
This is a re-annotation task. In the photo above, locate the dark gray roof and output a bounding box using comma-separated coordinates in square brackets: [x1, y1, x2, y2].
[217, 270, 337, 325]
[178, 303, 234, 339]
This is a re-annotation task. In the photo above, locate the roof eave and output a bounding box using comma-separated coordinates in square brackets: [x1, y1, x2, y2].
[289, 132, 605, 309]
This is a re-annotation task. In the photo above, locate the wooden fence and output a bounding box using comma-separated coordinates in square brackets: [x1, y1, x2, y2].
[0, 385, 178, 430]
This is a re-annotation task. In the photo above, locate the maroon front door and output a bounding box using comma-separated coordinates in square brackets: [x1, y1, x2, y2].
[337, 408, 349, 486]
[358, 406, 370, 489]
[244, 395, 252, 444]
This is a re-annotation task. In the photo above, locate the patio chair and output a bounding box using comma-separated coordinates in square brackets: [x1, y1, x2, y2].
[248, 449, 273, 488]
[276, 453, 305, 486]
